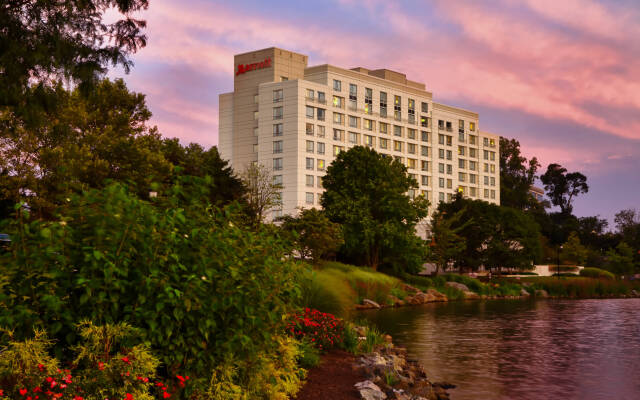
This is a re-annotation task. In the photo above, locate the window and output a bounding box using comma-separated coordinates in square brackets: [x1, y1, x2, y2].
[470, 187, 476, 197]
[408, 99, 415, 123]
[420, 115, 430, 128]
[254, 127, 259, 136]
[317, 159, 325, 171]
[273, 107, 283, 120]
[317, 125, 325, 138]
[491, 177, 496, 186]
[273, 89, 283, 102]
[408, 189, 416, 199]
[333, 112, 344, 125]
[306, 192, 314, 204]
[459, 131, 465, 142]
[422, 175, 429, 186]
[483, 137, 489, 146]
[379, 138, 388, 149]
[316, 108, 325, 121]
[438, 149, 445, 159]
[364, 119, 373, 131]
[447, 179, 452, 189]
[484, 176, 489, 185]
[333, 145, 344, 156]
[438, 163, 445, 173]
[439, 192, 445, 202]
[306, 123, 314, 135]
[421, 160, 429, 171]
[458, 146, 466, 156]
[333, 129, 344, 141]
[253, 144, 258, 153]
[332, 96, 344, 108]
[484, 150, 489, 160]
[306, 157, 314, 170]
[491, 190, 496, 199]
[306, 140, 314, 153]
[459, 172, 466, 182]
[408, 128, 416, 140]
[484, 189, 489, 198]
[421, 131, 429, 142]
[380, 92, 387, 117]
[459, 119, 465, 131]
[349, 83, 357, 103]
[317, 142, 325, 154]
[306, 175, 314, 187]
[438, 134, 445, 145]
[273, 140, 283, 153]
[317, 176, 323, 188]
[490, 164, 495, 173]
[394, 125, 402, 137]
[280, 76, 288, 81]
[469, 148, 477, 158]
[273, 158, 283, 170]
[446, 150, 452, 160]
[407, 158, 417, 169]
[408, 143, 416, 154]
[439, 178, 445, 188]
[393, 141, 403, 152]
[273, 124, 283, 136]
[254, 94, 259, 104]
[273, 192, 283, 206]
[446, 121, 452, 132]
[490, 151, 495, 161]
[484, 163, 489, 172]
[253, 110, 259, 120]
[438, 120, 445, 130]
[380, 122, 388, 134]
[318, 92, 326, 104]
[333, 79, 341, 91]
[348, 115, 358, 128]
[306, 106, 314, 118]
[394, 95, 402, 120]
[364, 135, 374, 147]
[447, 164, 452, 174]
[459, 159, 466, 169]
[273, 175, 283, 186]
[469, 122, 476, 131]
[470, 174, 476, 184]
[469, 135, 477, 145]
[446, 136, 452, 146]
[306, 89, 314, 99]
[348, 132, 359, 144]
[421, 102, 429, 113]
[364, 88, 373, 114]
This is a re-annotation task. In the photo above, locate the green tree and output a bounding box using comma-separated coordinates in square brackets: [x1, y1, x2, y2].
[499, 137, 541, 210]
[241, 163, 283, 225]
[606, 242, 635, 276]
[428, 210, 467, 273]
[279, 208, 343, 264]
[540, 163, 588, 215]
[321, 146, 429, 272]
[561, 231, 588, 265]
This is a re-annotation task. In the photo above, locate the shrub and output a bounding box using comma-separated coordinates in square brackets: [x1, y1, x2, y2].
[286, 308, 343, 351]
[580, 267, 615, 280]
[297, 340, 321, 369]
[340, 323, 360, 354]
[298, 268, 355, 317]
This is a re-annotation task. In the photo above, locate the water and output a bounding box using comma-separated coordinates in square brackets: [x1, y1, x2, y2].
[362, 299, 640, 400]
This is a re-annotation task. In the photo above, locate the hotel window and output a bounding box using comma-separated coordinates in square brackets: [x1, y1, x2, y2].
[379, 138, 389, 149]
[421, 176, 429, 186]
[484, 189, 489, 198]
[438, 134, 445, 145]
[408, 128, 416, 140]
[458, 119, 464, 131]
[380, 92, 387, 117]
[484, 150, 489, 160]
[438, 149, 445, 159]
[380, 122, 388, 134]
[333, 129, 344, 141]
[469, 148, 476, 158]
[306, 157, 314, 170]
[470, 187, 476, 197]
[349, 83, 357, 103]
[470, 174, 477, 184]
[484, 176, 489, 185]
[439, 192, 445, 202]
[459, 159, 466, 169]
[483, 137, 489, 146]
[318, 91, 326, 104]
[393, 125, 402, 137]
[253, 144, 258, 153]
[253, 111, 259, 120]
[393, 140, 403, 152]
[490, 164, 496, 173]
[317, 176, 323, 188]
[438, 120, 445, 130]
[273, 106, 283, 120]
[364, 119, 373, 131]
[490, 139, 496, 147]
[348, 132, 359, 144]
[273, 89, 283, 102]
[306, 123, 314, 135]
[364, 88, 373, 114]
[317, 142, 325, 154]
[317, 159, 325, 171]
[273, 175, 283, 186]
[438, 163, 445, 173]
[333, 145, 344, 156]
[459, 131, 465, 142]
[484, 163, 489, 172]
[439, 178, 445, 188]
[394, 95, 402, 120]
[447, 164, 452, 174]
[273, 123, 283, 136]
[490, 151, 495, 161]
[491, 190, 496, 199]
[306, 89, 314, 99]
[447, 179, 452, 189]
[446, 150, 452, 160]
[364, 135, 374, 147]
[306, 140, 314, 153]
[306, 175, 314, 187]
[273, 158, 283, 171]
[254, 127, 259, 136]
[408, 158, 417, 169]
[446, 121, 452, 132]
[459, 172, 466, 182]
[280, 76, 288, 81]
[333, 79, 341, 91]
[348, 115, 358, 128]
[317, 125, 325, 137]
[421, 160, 429, 171]
[317, 108, 326, 121]
[420, 116, 430, 128]
[333, 112, 344, 125]
[469, 122, 476, 131]
[446, 136, 452, 146]
[333, 96, 344, 108]
[469, 135, 477, 145]
[306, 192, 314, 204]
[408, 143, 416, 154]
[254, 94, 259, 104]
[458, 146, 466, 156]
[273, 140, 283, 154]
[421, 131, 429, 142]
[421, 146, 429, 157]
[491, 177, 496, 186]
[408, 99, 415, 123]
[421, 102, 428, 113]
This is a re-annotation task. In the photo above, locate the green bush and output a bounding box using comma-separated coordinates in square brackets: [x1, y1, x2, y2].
[298, 268, 356, 317]
[297, 340, 321, 369]
[525, 277, 634, 297]
[580, 267, 615, 280]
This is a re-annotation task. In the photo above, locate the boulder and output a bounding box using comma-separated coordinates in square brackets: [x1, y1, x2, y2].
[363, 299, 382, 309]
[426, 288, 448, 302]
[535, 289, 549, 298]
[355, 380, 387, 400]
[462, 290, 479, 299]
[445, 281, 470, 292]
[401, 283, 420, 293]
[406, 291, 434, 305]
[631, 289, 639, 298]
[520, 288, 531, 297]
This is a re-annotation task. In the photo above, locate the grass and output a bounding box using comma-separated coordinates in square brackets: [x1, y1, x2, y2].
[580, 267, 615, 280]
[519, 276, 639, 297]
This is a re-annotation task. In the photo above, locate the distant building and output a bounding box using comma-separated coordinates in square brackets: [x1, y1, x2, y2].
[219, 47, 500, 219]
[529, 186, 545, 202]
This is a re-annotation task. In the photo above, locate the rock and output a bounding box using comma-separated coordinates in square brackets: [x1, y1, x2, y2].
[363, 299, 382, 309]
[433, 382, 456, 390]
[355, 380, 387, 400]
[401, 283, 420, 293]
[463, 290, 479, 299]
[535, 289, 549, 298]
[631, 289, 639, 297]
[426, 288, 448, 302]
[387, 295, 405, 307]
[445, 281, 470, 292]
[520, 288, 531, 297]
[406, 291, 434, 305]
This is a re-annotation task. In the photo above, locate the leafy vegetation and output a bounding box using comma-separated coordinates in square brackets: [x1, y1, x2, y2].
[579, 268, 615, 280]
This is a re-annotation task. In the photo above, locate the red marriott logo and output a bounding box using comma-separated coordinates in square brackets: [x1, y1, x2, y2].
[236, 57, 272, 76]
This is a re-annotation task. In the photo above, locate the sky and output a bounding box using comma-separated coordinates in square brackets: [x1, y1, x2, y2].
[109, 0, 640, 227]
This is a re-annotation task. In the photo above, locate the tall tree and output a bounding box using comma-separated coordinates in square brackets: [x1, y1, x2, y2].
[279, 208, 343, 264]
[606, 242, 635, 276]
[241, 163, 283, 225]
[321, 146, 429, 272]
[540, 163, 588, 214]
[428, 210, 467, 273]
[499, 137, 541, 210]
[561, 232, 588, 265]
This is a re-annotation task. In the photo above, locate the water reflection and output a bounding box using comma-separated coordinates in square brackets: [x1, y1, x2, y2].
[362, 299, 640, 400]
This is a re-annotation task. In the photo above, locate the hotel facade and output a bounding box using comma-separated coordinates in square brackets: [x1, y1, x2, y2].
[219, 47, 500, 219]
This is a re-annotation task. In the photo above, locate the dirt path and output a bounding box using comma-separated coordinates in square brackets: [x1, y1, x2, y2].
[295, 350, 365, 400]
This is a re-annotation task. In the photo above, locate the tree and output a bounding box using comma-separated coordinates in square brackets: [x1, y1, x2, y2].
[606, 242, 635, 276]
[241, 163, 283, 224]
[561, 232, 588, 265]
[428, 210, 467, 274]
[499, 137, 541, 210]
[279, 208, 343, 264]
[321, 146, 429, 272]
[540, 163, 588, 214]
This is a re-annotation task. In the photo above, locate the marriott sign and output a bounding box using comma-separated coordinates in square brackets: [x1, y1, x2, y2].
[236, 57, 272, 76]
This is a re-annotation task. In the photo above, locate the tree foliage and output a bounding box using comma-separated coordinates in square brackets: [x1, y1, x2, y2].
[540, 163, 588, 214]
[241, 163, 283, 225]
[428, 210, 467, 273]
[499, 137, 541, 210]
[279, 208, 343, 264]
[561, 231, 588, 265]
[321, 146, 429, 272]
[606, 242, 635, 276]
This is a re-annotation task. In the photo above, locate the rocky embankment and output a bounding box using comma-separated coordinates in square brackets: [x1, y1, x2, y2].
[354, 339, 454, 400]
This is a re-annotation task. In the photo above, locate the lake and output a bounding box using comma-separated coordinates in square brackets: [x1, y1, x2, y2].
[362, 299, 640, 400]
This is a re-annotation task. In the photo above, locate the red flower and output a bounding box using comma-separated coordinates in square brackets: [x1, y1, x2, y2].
[37, 364, 45, 372]
[163, 392, 171, 399]
[125, 393, 133, 400]
[19, 389, 28, 396]
[98, 362, 105, 371]
[0, 389, 4, 396]
[121, 356, 130, 364]
[33, 388, 42, 393]
[74, 397, 83, 400]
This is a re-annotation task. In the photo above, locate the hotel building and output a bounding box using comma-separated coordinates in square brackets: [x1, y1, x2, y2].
[219, 47, 500, 219]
